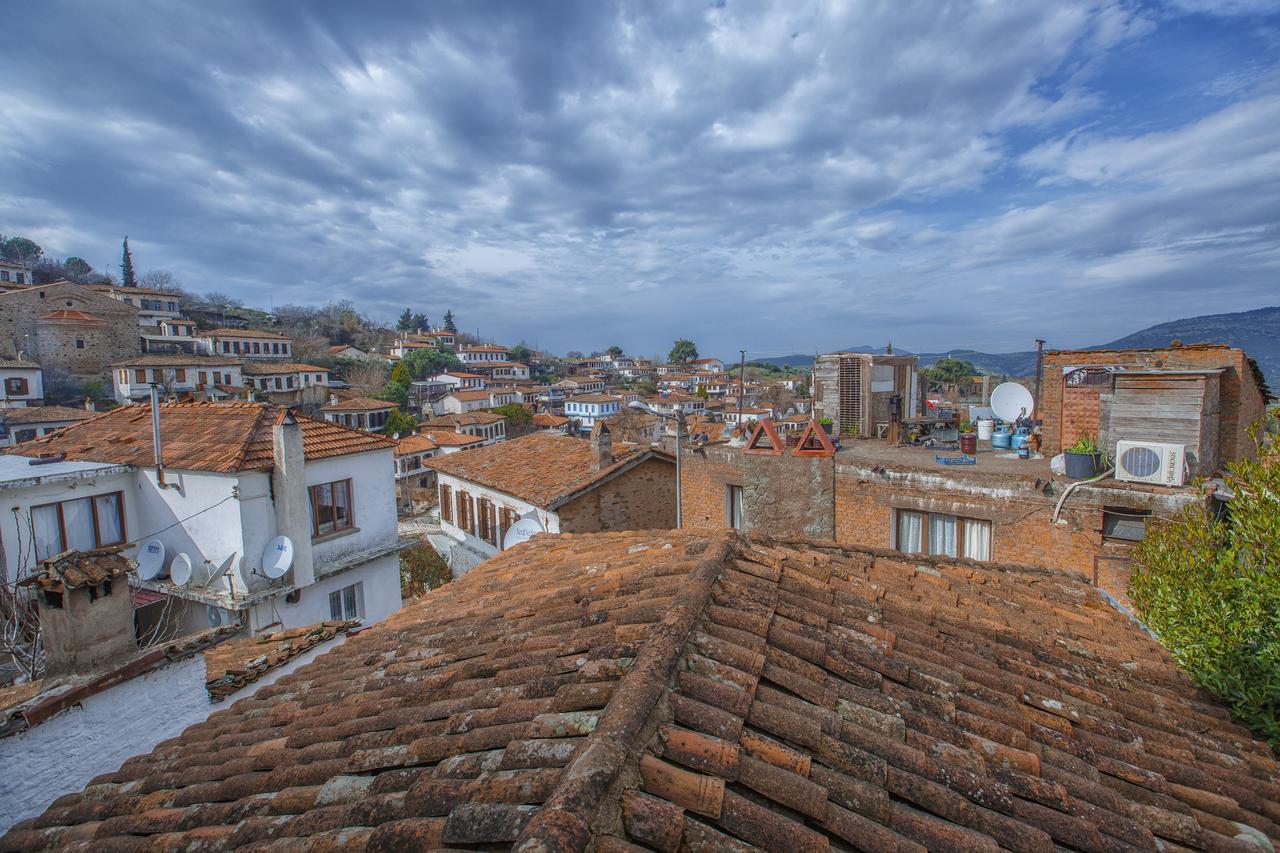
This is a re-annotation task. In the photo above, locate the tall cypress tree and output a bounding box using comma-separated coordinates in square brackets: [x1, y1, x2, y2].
[443, 310, 457, 333]
[121, 237, 136, 287]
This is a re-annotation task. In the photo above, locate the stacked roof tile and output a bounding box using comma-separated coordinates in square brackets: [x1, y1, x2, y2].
[5, 531, 1277, 851]
[204, 620, 359, 701]
[6, 402, 394, 472]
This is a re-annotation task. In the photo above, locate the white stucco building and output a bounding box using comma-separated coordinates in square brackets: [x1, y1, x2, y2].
[112, 355, 243, 403]
[0, 358, 43, 407]
[196, 328, 294, 360]
[564, 393, 621, 433]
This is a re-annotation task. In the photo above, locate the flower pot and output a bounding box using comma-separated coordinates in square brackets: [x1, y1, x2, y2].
[819, 422, 834, 435]
[959, 433, 977, 455]
[1064, 451, 1101, 479]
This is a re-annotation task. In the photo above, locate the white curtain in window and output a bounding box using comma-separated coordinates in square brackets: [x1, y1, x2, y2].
[32, 505, 63, 562]
[928, 513, 957, 558]
[896, 511, 924, 554]
[963, 518, 992, 561]
[95, 495, 123, 545]
[62, 498, 97, 552]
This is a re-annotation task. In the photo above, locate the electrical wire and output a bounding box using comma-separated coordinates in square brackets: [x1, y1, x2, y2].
[121, 493, 239, 547]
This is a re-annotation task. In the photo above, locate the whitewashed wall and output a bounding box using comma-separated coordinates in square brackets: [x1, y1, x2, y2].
[435, 472, 560, 558]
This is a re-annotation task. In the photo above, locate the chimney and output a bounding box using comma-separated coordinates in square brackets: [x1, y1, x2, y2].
[590, 421, 613, 471]
[272, 409, 315, 588]
[83, 396, 95, 412]
[329, 393, 338, 406]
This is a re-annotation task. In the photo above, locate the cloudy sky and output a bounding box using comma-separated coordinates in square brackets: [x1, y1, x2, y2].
[4, 1, 1279, 358]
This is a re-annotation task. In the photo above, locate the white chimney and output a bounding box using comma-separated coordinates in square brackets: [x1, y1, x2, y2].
[272, 409, 315, 588]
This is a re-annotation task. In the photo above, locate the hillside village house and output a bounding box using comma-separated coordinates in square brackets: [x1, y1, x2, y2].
[552, 376, 606, 396]
[89, 284, 182, 328]
[433, 370, 487, 390]
[439, 388, 515, 414]
[645, 392, 705, 417]
[0, 405, 94, 448]
[722, 405, 776, 427]
[423, 411, 507, 445]
[0, 358, 43, 407]
[240, 362, 330, 408]
[196, 328, 293, 360]
[427, 428, 674, 562]
[112, 355, 243, 404]
[458, 344, 510, 365]
[393, 432, 439, 501]
[2, 402, 408, 639]
[532, 412, 572, 434]
[0, 259, 32, 285]
[0, 280, 141, 385]
[388, 337, 438, 359]
[139, 318, 198, 355]
[327, 343, 368, 359]
[473, 360, 531, 381]
[564, 393, 621, 432]
[320, 396, 395, 432]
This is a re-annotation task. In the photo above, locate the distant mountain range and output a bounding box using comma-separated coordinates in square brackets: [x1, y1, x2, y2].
[751, 306, 1280, 386]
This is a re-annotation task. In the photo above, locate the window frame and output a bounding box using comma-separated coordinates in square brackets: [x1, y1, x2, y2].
[328, 581, 364, 620]
[4, 377, 28, 396]
[726, 484, 744, 530]
[309, 478, 355, 539]
[894, 509, 991, 562]
[439, 484, 453, 522]
[31, 492, 127, 562]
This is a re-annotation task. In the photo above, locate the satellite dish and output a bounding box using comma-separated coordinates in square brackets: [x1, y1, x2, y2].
[136, 539, 166, 580]
[204, 553, 236, 589]
[502, 513, 545, 550]
[261, 536, 294, 579]
[170, 553, 194, 586]
[206, 605, 225, 627]
[990, 382, 1035, 423]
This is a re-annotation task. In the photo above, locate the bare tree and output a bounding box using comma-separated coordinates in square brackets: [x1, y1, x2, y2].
[344, 361, 389, 397]
[139, 269, 184, 293]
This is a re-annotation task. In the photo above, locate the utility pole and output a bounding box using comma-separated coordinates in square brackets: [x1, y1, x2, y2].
[738, 350, 746, 428]
[1032, 339, 1046, 421]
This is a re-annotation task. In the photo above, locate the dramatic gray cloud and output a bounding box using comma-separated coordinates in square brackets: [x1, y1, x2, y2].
[3, 0, 1278, 357]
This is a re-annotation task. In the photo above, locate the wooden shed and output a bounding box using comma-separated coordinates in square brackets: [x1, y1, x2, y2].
[1099, 369, 1223, 476]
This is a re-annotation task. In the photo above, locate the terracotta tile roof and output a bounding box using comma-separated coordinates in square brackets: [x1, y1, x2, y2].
[204, 620, 359, 701]
[448, 389, 502, 402]
[11, 531, 1278, 852]
[533, 413, 571, 427]
[38, 309, 105, 323]
[424, 412, 506, 428]
[112, 354, 241, 367]
[566, 393, 621, 404]
[425, 432, 658, 508]
[460, 344, 509, 353]
[423, 429, 486, 448]
[6, 402, 394, 473]
[438, 371, 487, 379]
[0, 405, 93, 425]
[202, 327, 291, 340]
[321, 396, 396, 412]
[240, 362, 328, 375]
[19, 546, 133, 591]
[395, 433, 440, 455]
[0, 358, 40, 369]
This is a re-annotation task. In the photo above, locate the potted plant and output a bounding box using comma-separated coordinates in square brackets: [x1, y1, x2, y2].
[817, 417, 834, 436]
[959, 419, 977, 455]
[1065, 434, 1104, 479]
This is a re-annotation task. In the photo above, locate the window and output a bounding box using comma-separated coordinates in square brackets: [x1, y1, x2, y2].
[0, 271, 8, 282]
[895, 510, 990, 561]
[32, 493, 126, 562]
[222, 341, 231, 353]
[456, 491, 473, 534]
[174, 368, 186, 382]
[272, 342, 280, 354]
[440, 484, 453, 522]
[198, 371, 207, 385]
[75, 336, 85, 349]
[275, 377, 283, 390]
[253, 342, 261, 354]
[4, 377, 28, 396]
[1103, 508, 1148, 542]
[726, 485, 744, 530]
[328, 582, 363, 620]
[310, 479, 353, 537]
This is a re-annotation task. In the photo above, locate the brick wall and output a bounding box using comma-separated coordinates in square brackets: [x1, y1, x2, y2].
[558, 456, 676, 533]
[1042, 344, 1267, 466]
[0, 283, 140, 387]
[1058, 386, 1103, 451]
[679, 448, 743, 530]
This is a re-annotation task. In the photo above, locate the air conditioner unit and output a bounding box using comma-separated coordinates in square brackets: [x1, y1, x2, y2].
[1115, 440, 1186, 487]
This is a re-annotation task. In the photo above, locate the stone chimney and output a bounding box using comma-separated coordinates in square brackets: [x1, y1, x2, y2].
[35, 549, 136, 680]
[271, 409, 315, 587]
[590, 420, 613, 471]
[83, 396, 95, 412]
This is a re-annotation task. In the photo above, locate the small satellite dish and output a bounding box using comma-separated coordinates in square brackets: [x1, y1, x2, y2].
[170, 553, 194, 586]
[990, 382, 1035, 423]
[203, 553, 236, 589]
[261, 536, 294, 579]
[502, 513, 545, 550]
[137, 539, 166, 580]
[206, 605, 225, 628]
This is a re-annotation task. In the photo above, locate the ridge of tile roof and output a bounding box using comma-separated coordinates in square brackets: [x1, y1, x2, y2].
[448, 389, 503, 401]
[422, 429, 486, 447]
[8, 530, 1277, 852]
[112, 354, 241, 367]
[5, 402, 394, 473]
[425, 432, 657, 508]
[321, 396, 397, 411]
[204, 620, 359, 701]
[424, 412, 506, 427]
[395, 433, 441, 454]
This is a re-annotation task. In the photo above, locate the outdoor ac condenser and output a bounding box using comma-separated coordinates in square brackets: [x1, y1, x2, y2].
[1115, 440, 1187, 487]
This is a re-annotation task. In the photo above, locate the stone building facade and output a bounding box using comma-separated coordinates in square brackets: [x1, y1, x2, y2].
[0, 281, 140, 388]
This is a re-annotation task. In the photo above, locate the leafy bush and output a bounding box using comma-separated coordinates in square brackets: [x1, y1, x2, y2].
[1130, 409, 1280, 748]
[400, 543, 452, 597]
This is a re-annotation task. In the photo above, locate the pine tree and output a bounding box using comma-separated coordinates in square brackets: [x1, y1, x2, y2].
[397, 308, 415, 332]
[443, 310, 457, 333]
[121, 237, 136, 287]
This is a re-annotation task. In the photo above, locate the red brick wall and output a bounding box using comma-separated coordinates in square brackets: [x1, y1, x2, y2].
[679, 450, 742, 531]
[1042, 344, 1266, 465]
[1059, 386, 1103, 451]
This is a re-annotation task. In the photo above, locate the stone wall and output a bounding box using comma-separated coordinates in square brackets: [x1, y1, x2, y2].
[0, 282, 140, 388]
[558, 456, 676, 533]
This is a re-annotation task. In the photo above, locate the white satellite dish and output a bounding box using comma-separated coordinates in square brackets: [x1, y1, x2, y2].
[990, 382, 1035, 423]
[206, 605, 225, 628]
[137, 539, 166, 580]
[203, 553, 237, 589]
[502, 513, 545, 550]
[170, 553, 194, 586]
[261, 536, 294, 579]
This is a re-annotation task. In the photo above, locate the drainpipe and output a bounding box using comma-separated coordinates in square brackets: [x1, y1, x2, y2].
[150, 384, 179, 489]
[1032, 339, 1046, 421]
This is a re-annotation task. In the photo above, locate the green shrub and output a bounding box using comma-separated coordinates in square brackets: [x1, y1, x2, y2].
[400, 543, 452, 598]
[1130, 409, 1280, 748]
